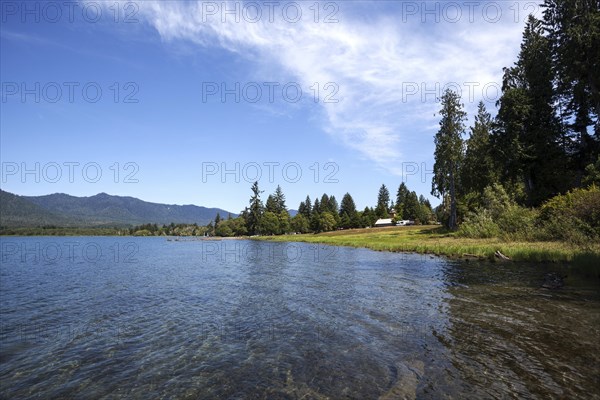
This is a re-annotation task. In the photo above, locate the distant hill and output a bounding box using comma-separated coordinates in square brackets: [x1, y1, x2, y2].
[0, 190, 74, 227]
[288, 209, 298, 217]
[0, 190, 235, 227]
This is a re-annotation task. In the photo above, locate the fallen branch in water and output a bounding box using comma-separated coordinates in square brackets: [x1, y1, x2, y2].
[495, 250, 511, 260]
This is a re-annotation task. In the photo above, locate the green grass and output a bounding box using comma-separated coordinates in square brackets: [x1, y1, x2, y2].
[256, 225, 600, 265]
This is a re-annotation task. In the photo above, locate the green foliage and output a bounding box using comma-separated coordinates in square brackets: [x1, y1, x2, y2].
[328, 196, 339, 215]
[298, 195, 312, 219]
[230, 217, 248, 236]
[278, 211, 291, 234]
[458, 184, 537, 240]
[493, 15, 571, 206]
[432, 89, 466, 229]
[462, 102, 497, 196]
[247, 181, 264, 235]
[265, 195, 278, 213]
[403, 191, 421, 221]
[542, 0, 600, 174]
[259, 211, 280, 235]
[395, 183, 409, 219]
[458, 209, 501, 238]
[481, 183, 513, 219]
[320, 212, 337, 232]
[291, 214, 310, 233]
[496, 205, 538, 241]
[215, 222, 234, 237]
[313, 198, 321, 215]
[459, 185, 600, 245]
[538, 186, 600, 245]
[273, 185, 287, 213]
[361, 207, 377, 228]
[339, 193, 360, 228]
[375, 184, 390, 218]
[214, 217, 247, 237]
[583, 157, 600, 187]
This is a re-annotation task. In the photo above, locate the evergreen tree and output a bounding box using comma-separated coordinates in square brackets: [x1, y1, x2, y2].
[273, 185, 287, 213]
[395, 183, 409, 219]
[320, 194, 331, 213]
[417, 195, 433, 224]
[432, 89, 466, 230]
[462, 102, 497, 197]
[310, 210, 322, 232]
[339, 193, 358, 221]
[277, 211, 291, 234]
[493, 15, 570, 205]
[265, 194, 278, 213]
[298, 196, 312, 219]
[313, 198, 321, 215]
[247, 181, 264, 235]
[339, 193, 361, 229]
[542, 0, 600, 179]
[331, 199, 341, 227]
[266, 186, 289, 227]
[328, 195, 339, 214]
[375, 184, 391, 218]
[361, 206, 377, 227]
[340, 212, 352, 229]
[403, 191, 420, 220]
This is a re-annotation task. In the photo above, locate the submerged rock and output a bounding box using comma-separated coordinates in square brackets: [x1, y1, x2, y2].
[380, 360, 424, 400]
[542, 272, 566, 290]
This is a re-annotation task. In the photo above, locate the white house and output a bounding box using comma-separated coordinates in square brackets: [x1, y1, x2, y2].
[374, 218, 394, 227]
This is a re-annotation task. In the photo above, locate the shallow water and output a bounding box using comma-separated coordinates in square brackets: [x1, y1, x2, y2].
[1, 237, 598, 399]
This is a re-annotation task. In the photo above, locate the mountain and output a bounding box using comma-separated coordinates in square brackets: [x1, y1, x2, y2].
[288, 209, 298, 217]
[0, 190, 235, 227]
[0, 190, 74, 227]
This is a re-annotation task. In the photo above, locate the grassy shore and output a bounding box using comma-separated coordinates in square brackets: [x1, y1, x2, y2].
[257, 225, 600, 265]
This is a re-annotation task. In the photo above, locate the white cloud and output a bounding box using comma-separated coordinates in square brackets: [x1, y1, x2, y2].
[129, 1, 526, 176]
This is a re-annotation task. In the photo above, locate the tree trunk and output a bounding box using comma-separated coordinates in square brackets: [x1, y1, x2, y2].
[448, 167, 457, 230]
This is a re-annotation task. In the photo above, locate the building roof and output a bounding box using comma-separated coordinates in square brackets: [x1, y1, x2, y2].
[374, 218, 394, 225]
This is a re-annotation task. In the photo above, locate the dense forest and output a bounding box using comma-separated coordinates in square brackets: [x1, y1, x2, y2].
[430, 1, 599, 244]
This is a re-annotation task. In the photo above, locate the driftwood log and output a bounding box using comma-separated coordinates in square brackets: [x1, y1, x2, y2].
[494, 250, 511, 260]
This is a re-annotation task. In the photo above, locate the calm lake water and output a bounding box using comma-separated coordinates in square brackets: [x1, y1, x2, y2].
[1, 237, 599, 399]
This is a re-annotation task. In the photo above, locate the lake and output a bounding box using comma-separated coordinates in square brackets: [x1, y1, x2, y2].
[1, 237, 599, 399]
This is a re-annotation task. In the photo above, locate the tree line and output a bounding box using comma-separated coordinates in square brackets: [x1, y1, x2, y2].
[432, 2, 599, 232]
[129, 181, 436, 237]
[218, 181, 435, 237]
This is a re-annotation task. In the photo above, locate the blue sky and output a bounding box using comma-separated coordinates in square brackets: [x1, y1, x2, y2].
[1, 1, 538, 214]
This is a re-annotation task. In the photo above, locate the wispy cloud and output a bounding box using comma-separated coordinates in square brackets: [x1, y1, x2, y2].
[124, 1, 526, 175]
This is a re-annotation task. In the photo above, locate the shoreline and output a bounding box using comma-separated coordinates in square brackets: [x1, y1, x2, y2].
[253, 226, 600, 266]
[3, 226, 599, 266]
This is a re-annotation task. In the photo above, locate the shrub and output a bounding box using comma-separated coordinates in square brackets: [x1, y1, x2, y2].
[458, 208, 501, 238]
[481, 183, 513, 219]
[538, 186, 600, 245]
[496, 205, 538, 241]
[458, 184, 538, 240]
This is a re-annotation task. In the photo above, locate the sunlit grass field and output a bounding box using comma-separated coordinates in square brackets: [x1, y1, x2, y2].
[258, 225, 600, 265]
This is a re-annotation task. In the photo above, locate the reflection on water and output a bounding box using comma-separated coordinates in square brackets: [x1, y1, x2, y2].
[0, 237, 598, 399]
